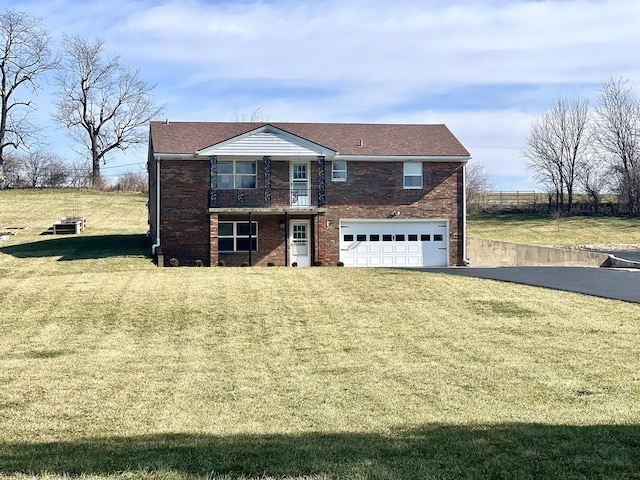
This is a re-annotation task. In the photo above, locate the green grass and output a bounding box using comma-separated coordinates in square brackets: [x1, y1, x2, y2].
[468, 212, 640, 247]
[1, 190, 639, 479]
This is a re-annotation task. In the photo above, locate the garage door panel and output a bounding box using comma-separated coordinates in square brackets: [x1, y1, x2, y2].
[340, 220, 449, 268]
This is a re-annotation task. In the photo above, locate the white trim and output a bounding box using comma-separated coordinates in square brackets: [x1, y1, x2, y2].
[151, 160, 161, 254]
[340, 218, 450, 224]
[335, 155, 471, 162]
[152, 153, 471, 163]
[462, 163, 468, 264]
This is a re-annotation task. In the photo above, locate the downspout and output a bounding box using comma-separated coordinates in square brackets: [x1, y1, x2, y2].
[462, 162, 470, 265]
[151, 158, 161, 254]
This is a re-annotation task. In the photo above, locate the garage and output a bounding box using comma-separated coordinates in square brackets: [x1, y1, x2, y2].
[339, 219, 449, 267]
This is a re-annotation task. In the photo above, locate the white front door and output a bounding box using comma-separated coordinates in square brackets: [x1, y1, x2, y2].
[290, 162, 310, 207]
[290, 220, 310, 267]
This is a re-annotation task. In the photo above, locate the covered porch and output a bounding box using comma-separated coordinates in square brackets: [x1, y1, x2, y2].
[209, 209, 327, 267]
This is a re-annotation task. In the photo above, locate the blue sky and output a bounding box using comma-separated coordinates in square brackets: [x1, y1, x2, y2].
[6, 0, 640, 190]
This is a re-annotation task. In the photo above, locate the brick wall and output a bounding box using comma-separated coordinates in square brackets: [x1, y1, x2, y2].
[154, 158, 465, 267]
[159, 160, 210, 266]
[319, 161, 464, 265]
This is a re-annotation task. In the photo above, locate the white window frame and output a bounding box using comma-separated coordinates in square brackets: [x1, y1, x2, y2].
[331, 160, 347, 182]
[218, 161, 257, 189]
[403, 162, 423, 189]
[218, 221, 258, 252]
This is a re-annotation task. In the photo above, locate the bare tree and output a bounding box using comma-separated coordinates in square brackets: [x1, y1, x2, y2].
[116, 169, 148, 193]
[465, 161, 493, 212]
[22, 151, 51, 187]
[231, 107, 268, 122]
[594, 77, 640, 215]
[0, 9, 57, 189]
[522, 96, 590, 213]
[67, 158, 92, 188]
[582, 160, 609, 213]
[2, 149, 24, 187]
[43, 154, 68, 188]
[54, 36, 164, 187]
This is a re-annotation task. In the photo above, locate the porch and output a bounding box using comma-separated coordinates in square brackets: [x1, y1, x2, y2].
[209, 211, 326, 267]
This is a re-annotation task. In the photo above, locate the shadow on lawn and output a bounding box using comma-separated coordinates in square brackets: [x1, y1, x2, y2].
[1, 424, 639, 479]
[0, 234, 151, 261]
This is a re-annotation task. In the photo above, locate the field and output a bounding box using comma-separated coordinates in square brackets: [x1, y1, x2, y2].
[468, 212, 640, 249]
[0, 189, 639, 480]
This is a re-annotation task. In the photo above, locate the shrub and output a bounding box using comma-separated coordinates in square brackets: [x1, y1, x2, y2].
[169, 258, 179, 267]
[291, 262, 298, 267]
[241, 262, 250, 267]
[194, 259, 203, 267]
[217, 260, 226, 267]
[313, 260, 323, 266]
[267, 262, 275, 267]
[337, 261, 344, 267]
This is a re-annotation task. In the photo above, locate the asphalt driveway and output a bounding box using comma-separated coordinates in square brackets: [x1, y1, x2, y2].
[417, 266, 640, 304]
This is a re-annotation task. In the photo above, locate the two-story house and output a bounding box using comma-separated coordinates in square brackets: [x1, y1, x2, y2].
[147, 121, 471, 267]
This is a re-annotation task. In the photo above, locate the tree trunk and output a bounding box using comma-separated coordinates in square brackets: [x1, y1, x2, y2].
[90, 130, 102, 187]
[92, 156, 102, 187]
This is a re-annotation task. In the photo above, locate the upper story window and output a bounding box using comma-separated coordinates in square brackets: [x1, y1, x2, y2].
[403, 162, 423, 189]
[332, 161, 347, 181]
[219, 161, 256, 189]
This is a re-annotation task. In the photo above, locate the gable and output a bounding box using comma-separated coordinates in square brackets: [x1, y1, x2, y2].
[197, 125, 336, 157]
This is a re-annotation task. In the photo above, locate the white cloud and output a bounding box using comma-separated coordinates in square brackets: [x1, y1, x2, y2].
[5, 0, 640, 189]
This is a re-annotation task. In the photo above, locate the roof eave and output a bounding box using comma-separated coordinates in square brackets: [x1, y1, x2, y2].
[335, 155, 471, 162]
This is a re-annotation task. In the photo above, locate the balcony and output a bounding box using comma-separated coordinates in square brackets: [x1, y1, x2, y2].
[210, 188, 322, 210]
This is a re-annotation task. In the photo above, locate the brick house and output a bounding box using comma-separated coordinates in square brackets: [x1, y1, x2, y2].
[147, 121, 471, 267]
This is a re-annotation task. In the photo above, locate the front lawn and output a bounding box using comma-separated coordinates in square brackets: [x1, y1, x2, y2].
[0, 267, 638, 479]
[0, 190, 639, 479]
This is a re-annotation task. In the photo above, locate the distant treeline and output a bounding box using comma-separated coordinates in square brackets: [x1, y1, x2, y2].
[469, 191, 632, 216]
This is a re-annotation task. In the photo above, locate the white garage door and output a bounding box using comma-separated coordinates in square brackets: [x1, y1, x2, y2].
[339, 220, 449, 267]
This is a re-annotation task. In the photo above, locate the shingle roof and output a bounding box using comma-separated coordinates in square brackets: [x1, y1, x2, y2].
[149, 121, 470, 157]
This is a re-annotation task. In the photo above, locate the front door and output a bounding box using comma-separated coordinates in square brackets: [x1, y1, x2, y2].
[290, 162, 310, 207]
[290, 220, 310, 267]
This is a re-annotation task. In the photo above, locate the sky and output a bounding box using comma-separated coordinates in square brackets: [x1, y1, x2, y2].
[5, 0, 640, 190]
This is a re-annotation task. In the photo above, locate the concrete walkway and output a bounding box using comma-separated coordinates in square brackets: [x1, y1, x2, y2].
[417, 266, 640, 304]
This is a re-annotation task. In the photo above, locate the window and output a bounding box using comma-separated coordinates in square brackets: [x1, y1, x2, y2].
[421, 234, 431, 241]
[219, 161, 256, 189]
[434, 234, 444, 242]
[395, 234, 405, 241]
[332, 161, 347, 181]
[356, 234, 366, 241]
[403, 162, 423, 189]
[370, 234, 380, 241]
[219, 221, 257, 251]
[408, 234, 418, 241]
[344, 234, 354, 242]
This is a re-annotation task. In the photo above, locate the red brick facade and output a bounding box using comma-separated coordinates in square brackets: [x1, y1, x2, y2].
[148, 122, 470, 267]
[151, 158, 465, 267]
